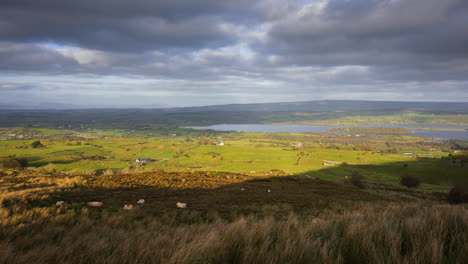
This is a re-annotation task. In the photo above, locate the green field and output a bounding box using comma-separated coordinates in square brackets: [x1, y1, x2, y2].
[1, 128, 466, 188]
[272, 112, 468, 126]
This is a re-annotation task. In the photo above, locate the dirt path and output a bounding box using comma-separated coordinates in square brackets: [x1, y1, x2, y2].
[321, 160, 372, 165]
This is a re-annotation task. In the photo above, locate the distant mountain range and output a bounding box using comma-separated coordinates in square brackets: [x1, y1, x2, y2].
[167, 100, 468, 113]
[1, 100, 467, 128]
[0, 103, 172, 110]
[1, 100, 467, 112]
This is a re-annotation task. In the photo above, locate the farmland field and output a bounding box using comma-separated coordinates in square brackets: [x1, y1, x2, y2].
[1, 127, 465, 187]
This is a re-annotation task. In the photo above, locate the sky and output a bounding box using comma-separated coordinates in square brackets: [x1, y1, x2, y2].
[1, 0, 468, 108]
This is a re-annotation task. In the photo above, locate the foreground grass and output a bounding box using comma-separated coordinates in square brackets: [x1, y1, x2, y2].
[0, 167, 466, 264]
[0, 203, 466, 264]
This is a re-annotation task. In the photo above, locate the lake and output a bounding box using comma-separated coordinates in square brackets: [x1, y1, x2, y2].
[186, 124, 468, 141]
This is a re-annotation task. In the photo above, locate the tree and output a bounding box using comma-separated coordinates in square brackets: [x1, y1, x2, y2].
[350, 171, 365, 189]
[15, 158, 28, 167]
[400, 175, 420, 188]
[448, 187, 468, 204]
[31, 141, 44, 148]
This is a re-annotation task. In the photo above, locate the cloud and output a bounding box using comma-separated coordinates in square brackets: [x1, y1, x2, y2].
[0, 0, 261, 52]
[254, 0, 468, 83]
[0, 83, 33, 90]
[263, 0, 468, 62]
[0, 0, 467, 107]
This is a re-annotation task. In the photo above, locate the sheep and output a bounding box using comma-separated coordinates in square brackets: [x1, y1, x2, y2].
[241, 188, 245, 191]
[87, 201, 103, 207]
[176, 202, 187, 208]
[123, 204, 134, 210]
[56, 201, 65, 207]
[267, 189, 271, 193]
[137, 199, 145, 204]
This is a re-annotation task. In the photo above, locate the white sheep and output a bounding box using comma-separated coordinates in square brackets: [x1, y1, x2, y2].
[123, 204, 134, 210]
[56, 201, 65, 207]
[241, 188, 245, 191]
[137, 199, 145, 204]
[312, 218, 323, 224]
[87, 201, 103, 207]
[176, 202, 187, 208]
[267, 189, 271, 193]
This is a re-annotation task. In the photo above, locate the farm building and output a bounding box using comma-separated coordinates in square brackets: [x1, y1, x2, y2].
[135, 158, 156, 163]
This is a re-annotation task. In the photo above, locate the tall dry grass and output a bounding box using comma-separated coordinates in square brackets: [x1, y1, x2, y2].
[0, 203, 466, 264]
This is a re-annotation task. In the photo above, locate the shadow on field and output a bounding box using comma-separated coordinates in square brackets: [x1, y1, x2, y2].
[3, 156, 464, 218]
[29, 159, 78, 167]
[52, 175, 381, 218]
[310, 156, 467, 189]
[35, 156, 464, 218]
[1, 159, 467, 264]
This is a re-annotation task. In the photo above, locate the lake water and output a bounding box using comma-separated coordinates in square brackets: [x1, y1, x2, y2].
[186, 124, 468, 141]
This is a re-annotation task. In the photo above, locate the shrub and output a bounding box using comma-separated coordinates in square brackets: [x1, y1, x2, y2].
[56, 176, 87, 188]
[350, 171, 365, 188]
[102, 169, 116, 176]
[386, 148, 398, 154]
[31, 141, 44, 148]
[42, 163, 57, 174]
[326, 144, 340, 150]
[121, 167, 134, 174]
[15, 158, 29, 167]
[0, 157, 22, 169]
[448, 187, 468, 204]
[400, 175, 420, 188]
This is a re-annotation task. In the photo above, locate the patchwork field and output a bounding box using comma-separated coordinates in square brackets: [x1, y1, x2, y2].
[1, 127, 465, 188]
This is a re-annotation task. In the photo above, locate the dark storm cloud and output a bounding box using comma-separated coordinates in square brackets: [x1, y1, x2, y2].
[0, 41, 257, 82]
[264, 0, 468, 65]
[0, 0, 262, 52]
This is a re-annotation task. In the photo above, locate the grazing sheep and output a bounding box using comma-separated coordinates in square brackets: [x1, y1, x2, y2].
[241, 188, 245, 191]
[123, 204, 134, 210]
[56, 201, 65, 207]
[312, 218, 323, 224]
[87, 201, 103, 207]
[267, 189, 271, 193]
[176, 202, 187, 208]
[137, 199, 145, 204]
